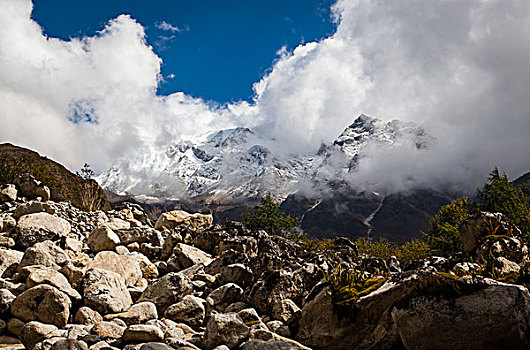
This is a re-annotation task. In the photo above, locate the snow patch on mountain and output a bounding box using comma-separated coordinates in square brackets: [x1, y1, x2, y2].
[97, 114, 433, 200]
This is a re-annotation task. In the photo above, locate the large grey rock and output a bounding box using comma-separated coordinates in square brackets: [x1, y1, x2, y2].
[297, 283, 401, 350]
[0, 184, 17, 202]
[203, 312, 249, 350]
[239, 340, 300, 350]
[207, 283, 244, 313]
[74, 306, 103, 326]
[15, 213, 70, 249]
[50, 339, 89, 350]
[271, 299, 301, 326]
[246, 270, 304, 315]
[138, 273, 193, 314]
[19, 321, 59, 350]
[14, 173, 50, 201]
[168, 243, 212, 272]
[82, 268, 132, 314]
[164, 295, 206, 327]
[247, 328, 311, 349]
[87, 226, 120, 253]
[130, 253, 158, 281]
[26, 266, 81, 301]
[460, 212, 520, 255]
[155, 210, 212, 231]
[0, 248, 23, 278]
[18, 240, 70, 273]
[0, 289, 15, 318]
[13, 201, 55, 220]
[115, 228, 164, 248]
[88, 251, 142, 287]
[105, 302, 158, 325]
[0, 214, 16, 233]
[122, 324, 164, 343]
[11, 284, 71, 327]
[218, 264, 254, 287]
[392, 283, 530, 350]
[91, 321, 126, 339]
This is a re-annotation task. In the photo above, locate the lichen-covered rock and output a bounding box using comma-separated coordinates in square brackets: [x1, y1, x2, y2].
[11, 285, 71, 327]
[15, 213, 70, 249]
[88, 251, 142, 287]
[138, 273, 193, 314]
[87, 225, 120, 253]
[82, 268, 132, 314]
[203, 312, 249, 350]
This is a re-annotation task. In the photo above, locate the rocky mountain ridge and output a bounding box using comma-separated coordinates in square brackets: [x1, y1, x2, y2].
[98, 115, 446, 242]
[98, 114, 432, 201]
[2, 180, 530, 349]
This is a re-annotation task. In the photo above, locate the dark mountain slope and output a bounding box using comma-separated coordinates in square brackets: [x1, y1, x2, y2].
[0, 143, 110, 211]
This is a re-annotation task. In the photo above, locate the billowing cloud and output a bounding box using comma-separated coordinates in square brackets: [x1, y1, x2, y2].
[1, 0, 530, 194]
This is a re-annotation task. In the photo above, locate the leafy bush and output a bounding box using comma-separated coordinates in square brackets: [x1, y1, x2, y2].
[425, 197, 470, 256]
[477, 168, 530, 236]
[327, 264, 387, 308]
[355, 237, 430, 263]
[242, 193, 299, 236]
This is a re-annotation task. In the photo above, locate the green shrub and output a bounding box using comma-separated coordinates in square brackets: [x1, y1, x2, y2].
[477, 168, 530, 237]
[327, 264, 387, 308]
[242, 193, 299, 236]
[425, 197, 470, 256]
[355, 237, 431, 263]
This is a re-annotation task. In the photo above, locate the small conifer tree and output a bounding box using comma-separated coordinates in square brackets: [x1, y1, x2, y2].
[242, 193, 299, 236]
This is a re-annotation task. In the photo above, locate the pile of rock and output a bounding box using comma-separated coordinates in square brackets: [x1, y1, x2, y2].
[1, 187, 530, 350]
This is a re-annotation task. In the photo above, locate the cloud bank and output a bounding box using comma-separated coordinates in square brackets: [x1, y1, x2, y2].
[1, 0, 530, 194]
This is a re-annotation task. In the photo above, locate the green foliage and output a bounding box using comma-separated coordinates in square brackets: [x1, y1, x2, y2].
[355, 237, 431, 264]
[327, 264, 387, 308]
[285, 231, 309, 241]
[425, 197, 470, 256]
[242, 193, 299, 236]
[477, 167, 530, 236]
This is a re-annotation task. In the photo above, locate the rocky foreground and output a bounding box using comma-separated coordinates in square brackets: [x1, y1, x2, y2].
[1, 180, 530, 350]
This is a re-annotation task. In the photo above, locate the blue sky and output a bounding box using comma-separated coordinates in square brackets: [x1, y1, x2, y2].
[3, 0, 530, 190]
[32, 0, 335, 103]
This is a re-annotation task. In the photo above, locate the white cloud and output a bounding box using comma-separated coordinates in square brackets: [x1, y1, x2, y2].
[155, 21, 186, 33]
[1, 0, 530, 194]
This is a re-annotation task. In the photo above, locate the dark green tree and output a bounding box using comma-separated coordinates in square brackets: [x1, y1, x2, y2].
[242, 193, 299, 236]
[476, 167, 530, 235]
[425, 197, 470, 256]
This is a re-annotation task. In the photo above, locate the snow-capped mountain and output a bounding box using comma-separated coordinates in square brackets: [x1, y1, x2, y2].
[98, 114, 433, 201]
